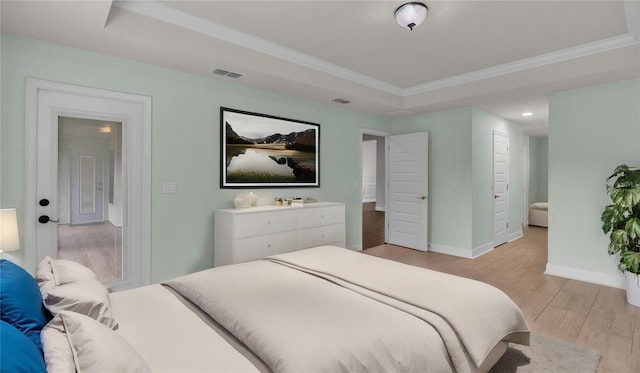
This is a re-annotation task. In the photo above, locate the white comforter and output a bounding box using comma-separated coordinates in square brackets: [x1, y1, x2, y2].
[165, 246, 529, 373]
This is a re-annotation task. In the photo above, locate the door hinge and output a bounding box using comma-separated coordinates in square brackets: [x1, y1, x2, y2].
[506, 222, 509, 228]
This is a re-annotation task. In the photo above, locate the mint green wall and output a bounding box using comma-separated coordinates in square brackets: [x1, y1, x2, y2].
[527, 137, 549, 204]
[392, 108, 474, 249]
[548, 79, 640, 277]
[471, 109, 524, 247]
[0, 34, 389, 280]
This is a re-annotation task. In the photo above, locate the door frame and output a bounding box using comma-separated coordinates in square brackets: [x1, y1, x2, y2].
[359, 128, 390, 248]
[25, 79, 152, 290]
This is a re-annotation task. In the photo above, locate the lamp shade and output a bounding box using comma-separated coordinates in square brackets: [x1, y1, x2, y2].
[0, 208, 20, 252]
[395, 2, 428, 30]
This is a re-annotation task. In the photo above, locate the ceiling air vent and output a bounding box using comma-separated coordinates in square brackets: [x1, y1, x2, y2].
[331, 98, 351, 104]
[211, 68, 242, 79]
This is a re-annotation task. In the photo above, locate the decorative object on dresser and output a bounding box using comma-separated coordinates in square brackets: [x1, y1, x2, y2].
[220, 107, 320, 188]
[233, 192, 257, 209]
[214, 202, 345, 266]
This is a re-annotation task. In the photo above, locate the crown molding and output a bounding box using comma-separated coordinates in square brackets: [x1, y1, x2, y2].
[115, 0, 640, 100]
[402, 34, 639, 96]
[114, 0, 402, 95]
[624, 0, 640, 41]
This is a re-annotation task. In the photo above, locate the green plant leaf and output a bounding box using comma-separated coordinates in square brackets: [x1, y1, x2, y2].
[609, 229, 629, 255]
[601, 205, 615, 233]
[621, 251, 640, 274]
[626, 217, 640, 239]
[601, 205, 627, 233]
[607, 164, 629, 182]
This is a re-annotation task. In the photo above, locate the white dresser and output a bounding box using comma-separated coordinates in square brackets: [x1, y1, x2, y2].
[214, 202, 345, 266]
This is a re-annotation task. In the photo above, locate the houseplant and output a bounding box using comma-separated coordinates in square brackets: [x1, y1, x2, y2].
[601, 164, 640, 306]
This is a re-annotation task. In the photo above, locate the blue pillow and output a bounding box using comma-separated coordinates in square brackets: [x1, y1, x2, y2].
[0, 320, 46, 373]
[0, 259, 51, 350]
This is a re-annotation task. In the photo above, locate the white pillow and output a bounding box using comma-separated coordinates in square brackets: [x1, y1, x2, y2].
[44, 280, 118, 330]
[36, 256, 98, 296]
[42, 311, 150, 373]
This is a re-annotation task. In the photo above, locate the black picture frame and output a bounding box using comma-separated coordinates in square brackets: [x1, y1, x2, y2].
[220, 107, 320, 188]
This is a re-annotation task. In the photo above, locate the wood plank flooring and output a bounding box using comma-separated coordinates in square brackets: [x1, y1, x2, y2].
[57, 222, 122, 283]
[364, 227, 640, 373]
[362, 202, 385, 249]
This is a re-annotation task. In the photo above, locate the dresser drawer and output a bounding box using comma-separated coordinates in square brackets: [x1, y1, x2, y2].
[297, 224, 345, 249]
[297, 205, 345, 229]
[234, 232, 296, 263]
[234, 210, 296, 238]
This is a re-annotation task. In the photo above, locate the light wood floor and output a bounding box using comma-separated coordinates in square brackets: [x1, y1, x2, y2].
[364, 227, 640, 373]
[57, 222, 122, 283]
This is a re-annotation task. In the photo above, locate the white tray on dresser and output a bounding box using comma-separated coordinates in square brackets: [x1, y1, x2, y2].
[213, 202, 345, 267]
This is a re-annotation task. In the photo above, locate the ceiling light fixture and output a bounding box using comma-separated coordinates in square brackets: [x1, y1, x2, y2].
[395, 2, 428, 31]
[521, 112, 533, 117]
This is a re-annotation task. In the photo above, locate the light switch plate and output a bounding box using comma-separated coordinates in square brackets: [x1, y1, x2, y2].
[162, 181, 177, 194]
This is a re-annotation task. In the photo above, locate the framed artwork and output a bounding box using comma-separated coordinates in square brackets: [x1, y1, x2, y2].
[220, 107, 320, 188]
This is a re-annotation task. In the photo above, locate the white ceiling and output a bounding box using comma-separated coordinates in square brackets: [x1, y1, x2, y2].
[3, 1, 640, 138]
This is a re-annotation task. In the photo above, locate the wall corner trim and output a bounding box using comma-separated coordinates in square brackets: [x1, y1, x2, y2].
[429, 242, 494, 259]
[545, 263, 625, 289]
[508, 230, 524, 242]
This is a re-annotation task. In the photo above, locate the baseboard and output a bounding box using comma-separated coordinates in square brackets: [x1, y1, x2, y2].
[374, 206, 385, 212]
[545, 263, 625, 289]
[362, 198, 376, 203]
[508, 229, 524, 242]
[429, 243, 473, 258]
[429, 242, 494, 259]
[471, 242, 494, 258]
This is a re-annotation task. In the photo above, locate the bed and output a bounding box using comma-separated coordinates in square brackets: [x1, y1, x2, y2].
[528, 202, 548, 227]
[1, 246, 530, 373]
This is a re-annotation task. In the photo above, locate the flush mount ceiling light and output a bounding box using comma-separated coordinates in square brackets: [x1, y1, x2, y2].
[97, 125, 112, 133]
[522, 112, 533, 117]
[395, 2, 428, 31]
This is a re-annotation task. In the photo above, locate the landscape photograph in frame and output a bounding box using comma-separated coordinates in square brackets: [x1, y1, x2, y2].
[220, 107, 320, 188]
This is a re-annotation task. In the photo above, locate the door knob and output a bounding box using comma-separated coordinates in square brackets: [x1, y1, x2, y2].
[38, 215, 59, 224]
[494, 195, 499, 199]
[417, 195, 427, 200]
[39, 199, 50, 206]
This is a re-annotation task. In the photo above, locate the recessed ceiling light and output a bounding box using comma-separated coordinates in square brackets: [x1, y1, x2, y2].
[522, 112, 533, 117]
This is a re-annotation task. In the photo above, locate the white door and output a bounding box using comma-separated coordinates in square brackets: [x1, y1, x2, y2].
[26, 79, 151, 291]
[71, 154, 105, 225]
[493, 131, 509, 246]
[387, 132, 429, 251]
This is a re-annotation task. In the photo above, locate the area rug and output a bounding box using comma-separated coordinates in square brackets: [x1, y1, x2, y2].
[490, 333, 601, 373]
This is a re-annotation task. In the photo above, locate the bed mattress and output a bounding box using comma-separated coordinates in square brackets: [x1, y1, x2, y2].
[111, 284, 267, 372]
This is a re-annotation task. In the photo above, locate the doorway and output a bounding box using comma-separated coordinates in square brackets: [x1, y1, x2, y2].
[56, 117, 123, 282]
[25, 79, 151, 291]
[361, 130, 388, 249]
